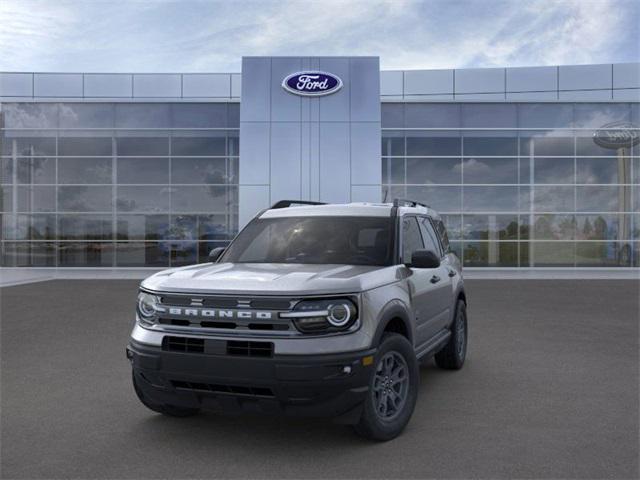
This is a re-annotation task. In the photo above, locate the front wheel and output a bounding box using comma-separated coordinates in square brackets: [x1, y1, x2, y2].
[354, 333, 419, 441]
[435, 300, 467, 370]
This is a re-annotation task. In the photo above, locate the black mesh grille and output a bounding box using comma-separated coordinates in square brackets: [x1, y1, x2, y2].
[227, 341, 274, 357]
[162, 336, 204, 353]
[171, 380, 274, 397]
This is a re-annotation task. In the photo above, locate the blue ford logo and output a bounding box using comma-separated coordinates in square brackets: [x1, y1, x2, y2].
[282, 71, 343, 96]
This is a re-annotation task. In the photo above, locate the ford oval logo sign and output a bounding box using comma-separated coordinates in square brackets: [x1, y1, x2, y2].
[282, 71, 343, 96]
[593, 121, 640, 149]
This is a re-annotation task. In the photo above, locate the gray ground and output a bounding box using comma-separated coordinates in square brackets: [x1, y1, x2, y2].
[1, 279, 638, 480]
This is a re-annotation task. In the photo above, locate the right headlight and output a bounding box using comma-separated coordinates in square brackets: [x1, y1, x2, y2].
[137, 291, 160, 326]
[281, 298, 358, 334]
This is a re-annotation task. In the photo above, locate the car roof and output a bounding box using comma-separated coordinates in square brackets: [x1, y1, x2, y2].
[259, 202, 441, 220]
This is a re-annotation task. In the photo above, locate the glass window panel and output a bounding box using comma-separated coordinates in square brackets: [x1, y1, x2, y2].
[533, 158, 574, 184]
[1, 158, 12, 184]
[168, 215, 198, 240]
[58, 214, 112, 240]
[517, 104, 573, 129]
[533, 186, 575, 212]
[519, 214, 530, 240]
[171, 104, 228, 128]
[406, 135, 461, 156]
[462, 214, 519, 240]
[114, 104, 171, 128]
[402, 217, 424, 262]
[58, 158, 112, 184]
[576, 136, 627, 157]
[463, 137, 518, 156]
[519, 157, 530, 184]
[387, 158, 404, 184]
[462, 242, 518, 267]
[228, 157, 238, 184]
[59, 104, 114, 128]
[531, 241, 575, 267]
[2, 104, 59, 128]
[441, 214, 462, 240]
[577, 185, 627, 212]
[381, 135, 404, 156]
[1, 136, 56, 156]
[17, 186, 56, 212]
[116, 136, 168, 156]
[575, 242, 632, 267]
[1, 186, 12, 211]
[115, 242, 170, 267]
[633, 215, 640, 240]
[404, 104, 461, 128]
[2, 242, 56, 267]
[576, 214, 633, 241]
[58, 242, 114, 267]
[228, 104, 240, 127]
[381, 104, 403, 128]
[462, 158, 518, 184]
[58, 186, 111, 212]
[116, 186, 170, 212]
[533, 214, 576, 240]
[58, 137, 112, 156]
[2, 214, 56, 240]
[169, 241, 198, 266]
[171, 186, 230, 212]
[635, 158, 640, 184]
[16, 157, 56, 184]
[116, 214, 169, 240]
[463, 186, 519, 212]
[171, 158, 228, 184]
[406, 186, 462, 212]
[171, 136, 226, 156]
[116, 157, 169, 184]
[406, 158, 461, 184]
[576, 157, 630, 184]
[461, 104, 517, 128]
[198, 214, 231, 240]
[520, 135, 574, 156]
[418, 217, 441, 255]
[573, 104, 631, 128]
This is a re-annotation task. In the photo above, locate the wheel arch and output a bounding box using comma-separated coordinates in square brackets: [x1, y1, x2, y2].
[371, 301, 414, 348]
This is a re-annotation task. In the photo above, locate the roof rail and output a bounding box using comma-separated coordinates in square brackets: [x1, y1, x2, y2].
[270, 200, 327, 209]
[392, 198, 430, 209]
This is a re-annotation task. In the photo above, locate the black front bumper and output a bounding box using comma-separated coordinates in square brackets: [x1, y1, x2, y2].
[127, 339, 376, 423]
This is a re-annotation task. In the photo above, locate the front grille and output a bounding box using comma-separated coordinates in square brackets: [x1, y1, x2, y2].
[171, 380, 274, 397]
[158, 318, 289, 332]
[162, 336, 204, 353]
[159, 295, 294, 310]
[227, 340, 273, 357]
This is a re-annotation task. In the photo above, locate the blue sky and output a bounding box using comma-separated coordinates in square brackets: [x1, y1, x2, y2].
[0, 0, 638, 72]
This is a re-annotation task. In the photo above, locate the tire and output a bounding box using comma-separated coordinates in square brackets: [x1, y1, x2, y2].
[132, 371, 200, 418]
[354, 333, 419, 441]
[435, 300, 467, 370]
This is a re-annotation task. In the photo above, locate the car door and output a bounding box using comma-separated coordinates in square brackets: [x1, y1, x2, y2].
[418, 216, 454, 334]
[401, 216, 442, 347]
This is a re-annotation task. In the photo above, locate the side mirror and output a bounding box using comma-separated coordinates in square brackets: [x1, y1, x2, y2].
[208, 247, 226, 262]
[408, 249, 440, 269]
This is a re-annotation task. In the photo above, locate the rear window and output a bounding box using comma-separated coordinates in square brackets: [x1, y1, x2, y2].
[221, 216, 394, 266]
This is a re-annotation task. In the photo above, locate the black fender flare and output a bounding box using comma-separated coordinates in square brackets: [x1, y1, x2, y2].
[371, 299, 414, 348]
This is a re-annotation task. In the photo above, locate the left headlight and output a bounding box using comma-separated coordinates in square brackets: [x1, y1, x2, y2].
[282, 298, 358, 334]
[137, 292, 160, 325]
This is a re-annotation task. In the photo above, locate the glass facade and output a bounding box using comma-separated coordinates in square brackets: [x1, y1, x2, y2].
[382, 103, 640, 268]
[0, 103, 239, 267]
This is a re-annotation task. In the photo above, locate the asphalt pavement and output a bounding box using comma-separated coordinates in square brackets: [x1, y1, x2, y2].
[1, 279, 638, 479]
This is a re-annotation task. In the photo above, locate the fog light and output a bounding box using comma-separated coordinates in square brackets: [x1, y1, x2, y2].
[362, 355, 374, 366]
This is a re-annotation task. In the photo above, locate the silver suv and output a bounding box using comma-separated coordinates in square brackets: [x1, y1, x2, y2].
[127, 199, 468, 441]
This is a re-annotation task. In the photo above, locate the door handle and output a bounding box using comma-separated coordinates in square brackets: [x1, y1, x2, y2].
[430, 275, 441, 284]
[448, 269, 457, 277]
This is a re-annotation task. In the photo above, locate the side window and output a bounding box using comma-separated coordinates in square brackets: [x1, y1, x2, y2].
[435, 219, 451, 253]
[418, 217, 441, 256]
[402, 217, 424, 263]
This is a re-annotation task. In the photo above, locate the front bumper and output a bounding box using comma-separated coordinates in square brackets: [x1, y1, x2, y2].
[128, 339, 376, 422]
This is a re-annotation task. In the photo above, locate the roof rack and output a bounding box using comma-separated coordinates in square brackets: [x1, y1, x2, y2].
[270, 200, 327, 209]
[392, 198, 430, 209]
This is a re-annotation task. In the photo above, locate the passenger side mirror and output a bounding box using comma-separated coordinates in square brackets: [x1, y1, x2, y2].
[408, 249, 440, 269]
[208, 247, 226, 262]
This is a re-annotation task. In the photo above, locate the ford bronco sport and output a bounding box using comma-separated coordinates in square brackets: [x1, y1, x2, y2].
[127, 199, 468, 440]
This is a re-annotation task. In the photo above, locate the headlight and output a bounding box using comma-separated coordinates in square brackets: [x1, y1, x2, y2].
[137, 292, 160, 325]
[282, 298, 358, 333]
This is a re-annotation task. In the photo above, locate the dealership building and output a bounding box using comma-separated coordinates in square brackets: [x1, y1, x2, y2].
[0, 57, 638, 271]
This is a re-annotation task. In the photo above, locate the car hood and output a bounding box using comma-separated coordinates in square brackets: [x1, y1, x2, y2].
[141, 262, 401, 296]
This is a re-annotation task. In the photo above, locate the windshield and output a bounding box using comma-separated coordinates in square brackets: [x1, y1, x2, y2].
[220, 216, 393, 266]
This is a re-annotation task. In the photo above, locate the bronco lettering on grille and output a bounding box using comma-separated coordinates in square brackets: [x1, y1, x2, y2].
[162, 307, 273, 320]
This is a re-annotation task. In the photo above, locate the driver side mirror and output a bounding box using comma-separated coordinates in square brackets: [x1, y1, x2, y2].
[208, 247, 226, 263]
[407, 249, 440, 269]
